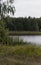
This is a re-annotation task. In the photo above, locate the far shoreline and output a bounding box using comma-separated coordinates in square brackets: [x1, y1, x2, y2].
[8, 31, 41, 36]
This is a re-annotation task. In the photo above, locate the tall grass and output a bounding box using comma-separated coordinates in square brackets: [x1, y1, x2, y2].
[0, 45, 41, 57]
[0, 44, 41, 65]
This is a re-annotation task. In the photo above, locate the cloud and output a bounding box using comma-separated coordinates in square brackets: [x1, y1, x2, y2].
[14, 0, 41, 17]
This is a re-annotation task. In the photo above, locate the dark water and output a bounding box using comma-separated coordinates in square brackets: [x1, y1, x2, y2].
[10, 36, 41, 44]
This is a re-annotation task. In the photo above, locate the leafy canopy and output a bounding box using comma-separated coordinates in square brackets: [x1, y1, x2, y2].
[0, 0, 15, 20]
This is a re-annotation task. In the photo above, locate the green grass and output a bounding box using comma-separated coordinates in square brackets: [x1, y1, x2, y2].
[0, 44, 41, 65]
[9, 31, 41, 35]
[0, 44, 41, 57]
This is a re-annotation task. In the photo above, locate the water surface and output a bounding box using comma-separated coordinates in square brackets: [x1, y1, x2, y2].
[10, 35, 41, 44]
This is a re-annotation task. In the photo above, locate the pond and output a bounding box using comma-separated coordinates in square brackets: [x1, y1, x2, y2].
[10, 35, 41, 45]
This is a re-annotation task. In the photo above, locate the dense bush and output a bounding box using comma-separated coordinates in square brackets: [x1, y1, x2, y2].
[0, 21, 14, 45]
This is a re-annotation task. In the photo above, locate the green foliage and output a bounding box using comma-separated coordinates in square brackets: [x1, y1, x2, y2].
[0, 21, 7, 43]
[0, 21, 14, 45]
[0, 0, 15, 46]
[0, 0, 15, 20]
[4, 17, 40, 31]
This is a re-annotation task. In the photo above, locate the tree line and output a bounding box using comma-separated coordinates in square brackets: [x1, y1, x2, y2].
[4, 16, 41, 31]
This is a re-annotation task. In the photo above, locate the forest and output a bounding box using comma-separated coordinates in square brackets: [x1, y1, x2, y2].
[4, 16, 41, 31]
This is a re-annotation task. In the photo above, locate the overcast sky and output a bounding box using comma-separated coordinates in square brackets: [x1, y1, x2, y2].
[3, 0, 41, 17]
[14, 0, 41, 18]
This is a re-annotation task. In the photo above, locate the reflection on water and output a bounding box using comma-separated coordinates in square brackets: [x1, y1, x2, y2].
[20, 36, 41, 44]
[10, 36, 41, 44]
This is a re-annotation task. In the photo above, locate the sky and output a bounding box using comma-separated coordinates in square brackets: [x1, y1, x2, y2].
[14, 0, 41, 18]
[2, 0, 41, 17]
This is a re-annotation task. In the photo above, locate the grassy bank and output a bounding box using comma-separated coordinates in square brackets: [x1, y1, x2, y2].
[9, 31, 41, 35]
[0, 44, 41, 65]
[0, 44, 41, 57]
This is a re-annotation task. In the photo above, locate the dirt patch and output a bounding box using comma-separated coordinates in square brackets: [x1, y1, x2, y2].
[0, 55, 41, 65]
